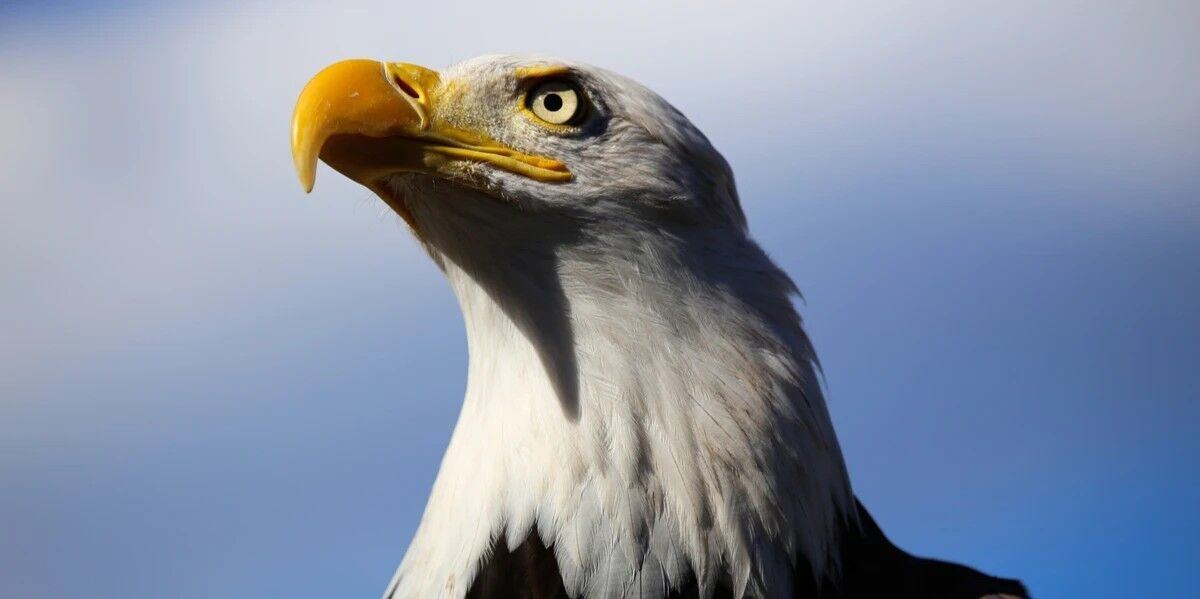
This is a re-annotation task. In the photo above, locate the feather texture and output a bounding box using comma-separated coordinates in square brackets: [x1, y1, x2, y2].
[361, 55, 1024, 599]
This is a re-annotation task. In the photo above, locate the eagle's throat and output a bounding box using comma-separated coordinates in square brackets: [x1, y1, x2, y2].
[386, 196, 856, 598]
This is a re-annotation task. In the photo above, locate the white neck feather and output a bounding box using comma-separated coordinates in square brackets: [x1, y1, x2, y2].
[384, 184, 854, 599]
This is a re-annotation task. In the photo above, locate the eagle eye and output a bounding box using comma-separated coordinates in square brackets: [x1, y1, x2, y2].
[525, 80, 586, 126]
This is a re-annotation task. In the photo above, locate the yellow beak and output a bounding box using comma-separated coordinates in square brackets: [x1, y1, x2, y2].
[290, 59, 572, 212]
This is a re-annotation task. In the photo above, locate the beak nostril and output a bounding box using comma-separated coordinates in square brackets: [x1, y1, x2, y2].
[393, 75, 421, 100]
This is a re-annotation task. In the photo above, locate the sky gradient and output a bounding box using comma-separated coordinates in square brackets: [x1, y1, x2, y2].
[2, 1, 1198, 597]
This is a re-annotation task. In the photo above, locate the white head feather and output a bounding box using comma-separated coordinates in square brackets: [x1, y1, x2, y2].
[379, 55, 854, 599]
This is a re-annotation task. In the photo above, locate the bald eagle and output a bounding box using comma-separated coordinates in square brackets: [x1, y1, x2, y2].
[290, 55, 1028, 599]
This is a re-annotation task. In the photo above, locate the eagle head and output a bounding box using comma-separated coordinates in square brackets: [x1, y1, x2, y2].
[292, 55, 745, 241]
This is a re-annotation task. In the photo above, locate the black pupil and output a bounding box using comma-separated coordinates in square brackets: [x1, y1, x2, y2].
[543, 93, 564, 112]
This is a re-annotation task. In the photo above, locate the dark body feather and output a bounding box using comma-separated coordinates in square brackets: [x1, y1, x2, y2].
[466, 499, 1028, 599]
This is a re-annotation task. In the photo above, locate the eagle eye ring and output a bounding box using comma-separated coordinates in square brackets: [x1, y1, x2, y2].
[524, 80, 587, 127]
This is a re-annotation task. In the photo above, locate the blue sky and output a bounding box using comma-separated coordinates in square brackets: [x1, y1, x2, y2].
[1, 1, 1197, 597]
